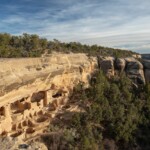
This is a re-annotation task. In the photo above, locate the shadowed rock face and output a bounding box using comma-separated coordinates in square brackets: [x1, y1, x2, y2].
[98, 56, 114, 78]
[125, 58, 145, 85]
[115, 58, 126, 72]
[98, 56, 149, 85]
[125, 58, 143, 70]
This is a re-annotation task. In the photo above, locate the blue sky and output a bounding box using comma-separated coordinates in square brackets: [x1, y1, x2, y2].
[0, 0, 150, 53]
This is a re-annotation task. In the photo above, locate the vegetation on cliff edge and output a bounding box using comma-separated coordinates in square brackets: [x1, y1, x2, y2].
[0, 33, 136, 58]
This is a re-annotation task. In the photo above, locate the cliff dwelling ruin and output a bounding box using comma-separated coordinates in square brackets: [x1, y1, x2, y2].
[0, 53, 97, 141]
[0, 53, 149, 142]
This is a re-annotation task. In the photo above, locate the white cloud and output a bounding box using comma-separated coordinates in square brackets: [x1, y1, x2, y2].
[2, 15, 25, 24]
[1, 0, 150, 53]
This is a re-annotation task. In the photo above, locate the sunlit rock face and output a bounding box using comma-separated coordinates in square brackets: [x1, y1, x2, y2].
[0, 53, 98, 140]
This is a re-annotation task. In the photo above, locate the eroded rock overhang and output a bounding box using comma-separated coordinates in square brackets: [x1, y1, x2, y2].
[0, 53, 98, 139]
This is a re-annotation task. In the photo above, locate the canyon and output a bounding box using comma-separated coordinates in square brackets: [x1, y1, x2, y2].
[0, 53, 149, 144]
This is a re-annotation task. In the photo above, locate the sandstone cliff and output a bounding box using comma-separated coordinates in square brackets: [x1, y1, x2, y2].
[0, 53, 149, 145]
[0, 53, 97, 142]
[98, 56, 150, 85]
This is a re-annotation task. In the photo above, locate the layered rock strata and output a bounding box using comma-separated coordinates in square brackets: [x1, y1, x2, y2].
[0, 53, 149, 142]
[0, 53, 97, 140]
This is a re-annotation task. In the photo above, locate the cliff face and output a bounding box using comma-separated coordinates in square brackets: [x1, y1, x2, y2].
[98, 56, 150, 84]
[0, 54, 96, 96]
[0, 53, 149, 142]
[0, 53, 97, 140]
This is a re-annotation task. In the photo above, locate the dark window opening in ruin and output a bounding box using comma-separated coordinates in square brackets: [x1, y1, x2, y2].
[0, 107, 5, 116]
[31, 91, 45, 102]
[22, 121, 27, 126]
[29, 113, 32, 118]
[1, 131, 7, 136]
[28, 120, 35, 127]
[52, 91, 62, 98]
[12, 124, 16, 131]
[11, 101, 30, 114]
[34, 112, 37, 116]
[37, 110, 43, 116]
[18, 123, 22, 129]
[11, 97, 30, 114]
[26, 128, 35, 134]
[14, 110, 21, 114]
[11, 101, 18, 108]
[37, 102, 40, 106]
[37, 116, 48, 123]
[24, 102, 31, 110]
[18, 144, 29, 149]
[48, 104, 56, 111]
[20, 98, 25, 103]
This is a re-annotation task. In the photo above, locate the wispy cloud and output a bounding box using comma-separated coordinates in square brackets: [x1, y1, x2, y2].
[0, 0, 150, 53]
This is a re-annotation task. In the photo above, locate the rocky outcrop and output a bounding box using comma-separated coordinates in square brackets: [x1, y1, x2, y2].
[115, 58, 126, 72]
[125, 57, 145, 85]
[98, 56, 149, 85]
[98, 56, 114, 78]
